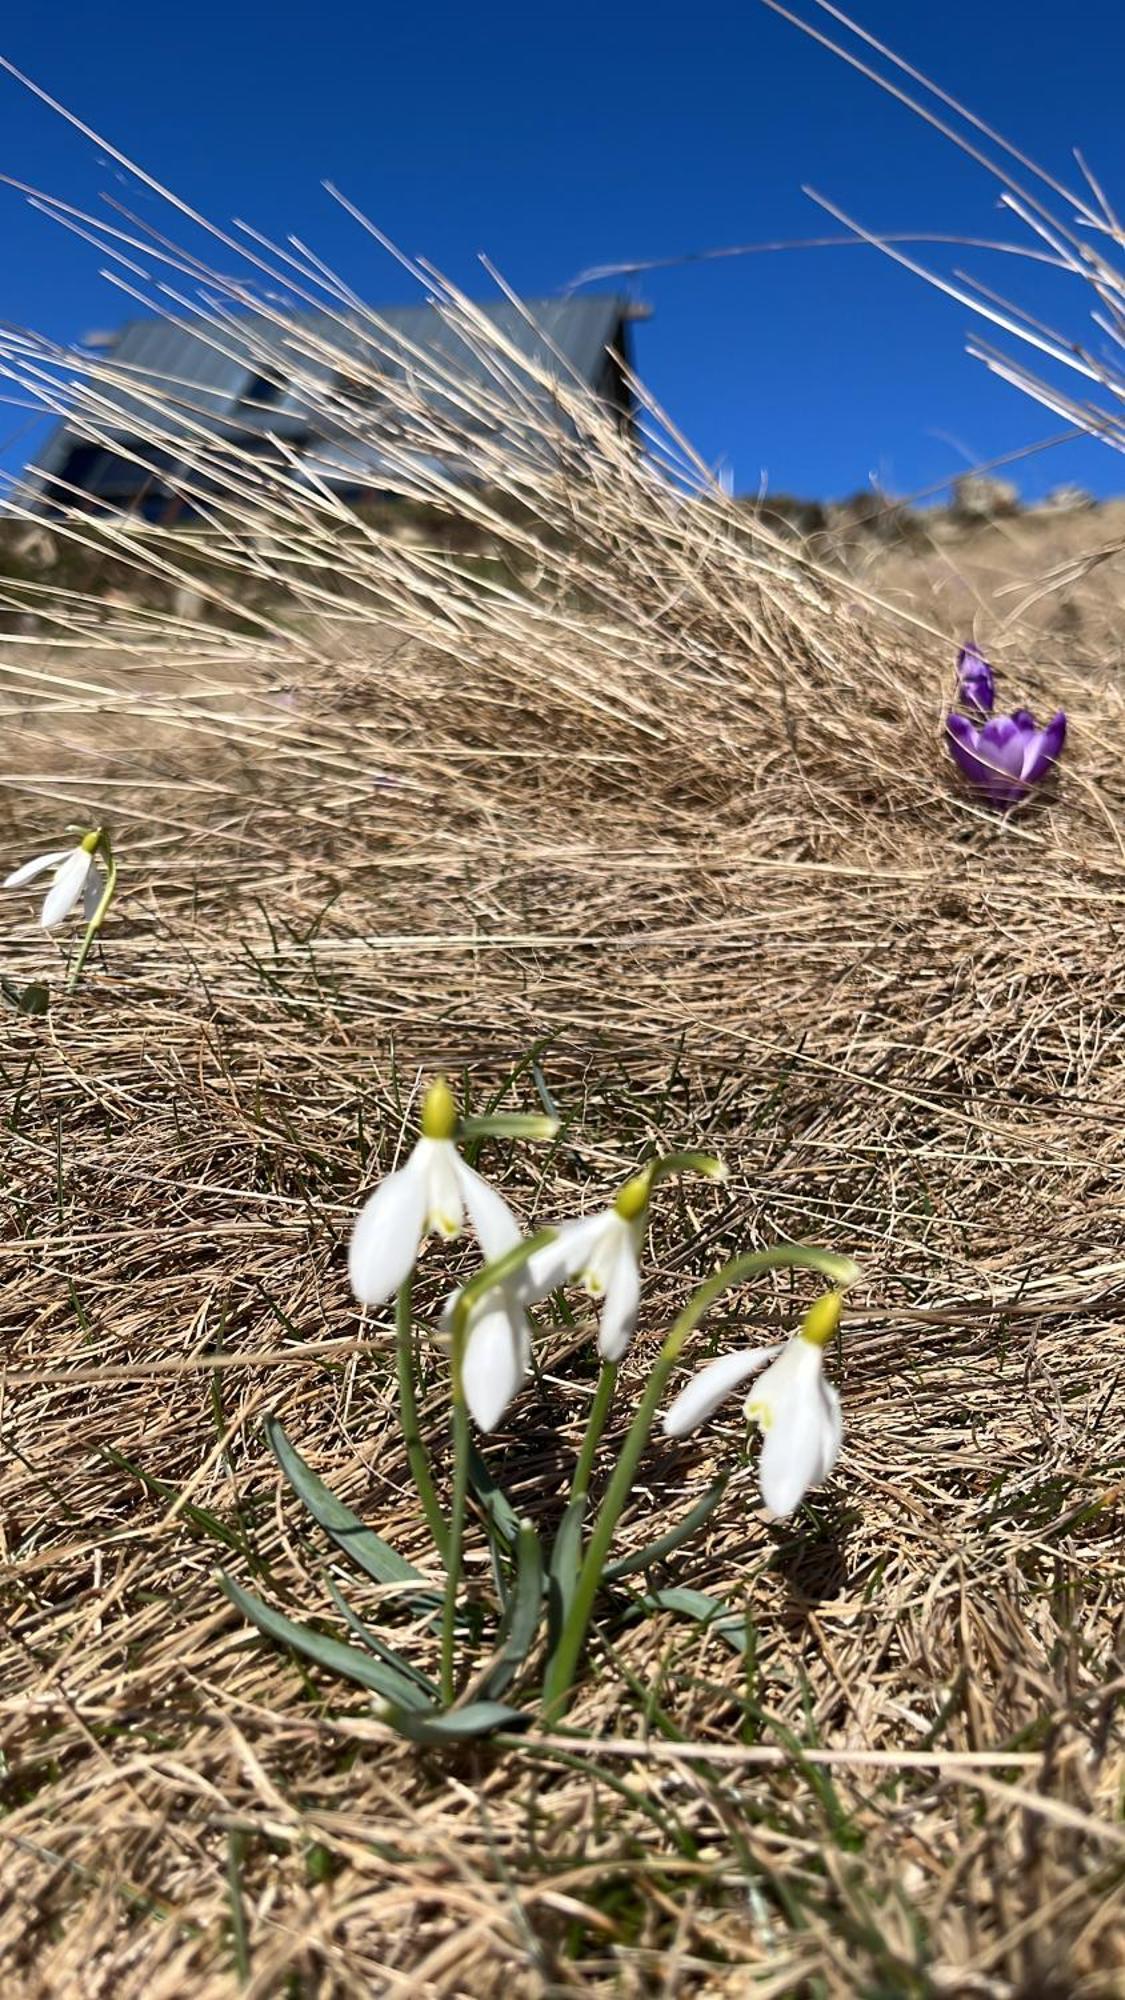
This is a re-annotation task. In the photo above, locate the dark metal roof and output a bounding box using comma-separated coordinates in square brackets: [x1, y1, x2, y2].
[36, 295, 637, 495]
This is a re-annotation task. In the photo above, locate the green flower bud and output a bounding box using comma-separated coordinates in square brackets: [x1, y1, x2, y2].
[613, 1171, 651, 1223]
[799, 1291, 843, 1349]
[421, 1077, 459, 1141]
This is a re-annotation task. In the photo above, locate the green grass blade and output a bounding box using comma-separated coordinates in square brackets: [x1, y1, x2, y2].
[468, 1443, 521, 1546]
[218, 1571, 431, 1709]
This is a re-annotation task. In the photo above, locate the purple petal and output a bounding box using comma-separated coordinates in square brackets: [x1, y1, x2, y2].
[1020, 710, 1067, 786]
[977, 717, 1027, 767]
[956, 643, 995, 714]
[946, 713, 1026, 809]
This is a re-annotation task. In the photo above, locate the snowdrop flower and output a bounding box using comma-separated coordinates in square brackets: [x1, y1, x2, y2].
[458, 1282, 535, 1432]
[348, 1078, 520, 1306]
[662, 1292, 844, 1517]
[522, 1172, 649, 1362]
[4, 830, 104, 929]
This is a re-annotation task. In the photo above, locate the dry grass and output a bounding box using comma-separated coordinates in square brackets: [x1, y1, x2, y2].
[1, 251, 1124, 1999]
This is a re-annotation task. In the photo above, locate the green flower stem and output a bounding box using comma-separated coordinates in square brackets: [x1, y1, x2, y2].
[440, 1383, 471, 1706]
[540, 1243, 860, 1719]
[437, 1226, 558, 1708]
[66, 838, 117, 994]
[570, 1360, 618, 1502]
[394, 1279, 449, 1564]
[645, 1150, 726, 1190]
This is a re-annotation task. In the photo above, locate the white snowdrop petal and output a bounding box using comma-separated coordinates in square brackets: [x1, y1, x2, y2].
[454, 1154, 521, 1261]
[422, 1139, 465, 1239]
[816, 1380, 844, 1479]
[4, 849, 70, 888]
[347, 1152, 428, 1305]
[461, 1296, 530, 1432]
[755, 1359, 843, 1517]
[662, 1346, 776, 1438]
[757, 1405, 829, 1517]
[83, 864, 104, 922]
[596, 1237, 641, 1362]
[40, 848, 93, 929]
[521, 1214, 603, 1299]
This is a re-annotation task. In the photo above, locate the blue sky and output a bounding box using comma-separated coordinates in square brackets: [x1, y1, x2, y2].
[2, 0, 1123, 501]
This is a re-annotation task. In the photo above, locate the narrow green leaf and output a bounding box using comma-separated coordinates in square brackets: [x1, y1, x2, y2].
[468, 1444, 521, 1546]
[631, 1584, 751, 1657]
[604, 1477, 729, 1581]
[481, 1520, 544, 1700]
[323, 1576, 439, 1699]
[384, 1700, 530, 1744]
[546, 1495, 586, 1654]
[265, 1417, 435, 1599]
[218, 1571, 432, 1709]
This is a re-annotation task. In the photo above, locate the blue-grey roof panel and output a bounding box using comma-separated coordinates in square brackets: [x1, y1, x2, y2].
[33, 295, 635, 498]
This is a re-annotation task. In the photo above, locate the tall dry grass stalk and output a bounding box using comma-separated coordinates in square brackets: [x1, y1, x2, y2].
[0, 101, 1123, 1999]
[767, 0, 1125, 469]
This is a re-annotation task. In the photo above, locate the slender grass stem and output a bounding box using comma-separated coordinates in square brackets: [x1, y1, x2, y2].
[570, 1360, 618, 1502]
[540, 1244, 860, 1719]
[394, 1279, 449, 1563]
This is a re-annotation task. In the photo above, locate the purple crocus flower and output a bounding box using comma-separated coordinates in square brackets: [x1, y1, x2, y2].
[956, 643, 996, 714]
[946, 707, 1067, 810]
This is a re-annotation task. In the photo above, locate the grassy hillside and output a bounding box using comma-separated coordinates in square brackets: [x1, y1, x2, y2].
[1, 290, 1123, 1998]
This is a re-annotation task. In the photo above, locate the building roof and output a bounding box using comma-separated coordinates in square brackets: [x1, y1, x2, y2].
[36, 294, 640, 502]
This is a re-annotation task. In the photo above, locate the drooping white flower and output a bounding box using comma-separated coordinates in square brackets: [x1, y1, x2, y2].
[348, 1079, 520, 1306]
[459, 1282, 534, 1432]
[522, 1174, 648, 1362]
[5, 836, 102, 930]
[662, 1293, 844, 1518]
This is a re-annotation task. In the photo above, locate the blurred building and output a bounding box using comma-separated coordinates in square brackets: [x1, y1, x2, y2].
[31, 295, 648, 521]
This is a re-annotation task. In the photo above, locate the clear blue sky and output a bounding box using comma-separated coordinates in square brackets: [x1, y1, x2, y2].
[2, 0, 1123, 501]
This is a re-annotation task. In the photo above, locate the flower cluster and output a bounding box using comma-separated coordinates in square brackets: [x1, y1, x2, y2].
[349, 1079, 848, 1519]
[946, 644, 1066, 811]
[223, 1081, 859, 1735]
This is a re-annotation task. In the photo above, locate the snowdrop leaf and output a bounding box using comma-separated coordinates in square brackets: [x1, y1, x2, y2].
[629, 1585, 750, 1657]
[480, 1521, 543, 1700]
[468, 1443, 521, 1547]
[546, 1495, 587, 1654]
[265, 1418, 434, 1598]
[382, 1700, 531, 1744]
[604, 1477, 729, 1581]
[1, 976, 50, 1015]
[323, 1576, 439, 1700]
[218, 1572, 433, 1708]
